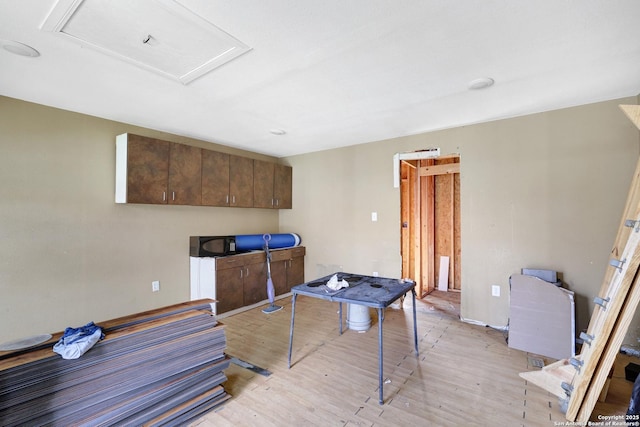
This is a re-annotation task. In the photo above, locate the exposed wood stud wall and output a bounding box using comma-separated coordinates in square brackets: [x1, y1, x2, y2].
[401, 162, 418, 293]
[422, 156, 461, 292]
[401, 155, 460, 296]
[454, 172, 462, 290]
[420, 159, 436, 296]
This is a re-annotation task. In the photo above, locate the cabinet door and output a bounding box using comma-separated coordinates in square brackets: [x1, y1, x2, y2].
[168, 143, 202, 205]
[202, 150, 230, 206]
[286, 248, 305, 290]
[126, 134, 170, 204]
[215, 267, 244, 314]
[229, 155, 253, 207]
[243, 262, 267, 305]
[274, 164, 292, 209]
[286, 257, 305, 290]
[253, 160, 275, 208]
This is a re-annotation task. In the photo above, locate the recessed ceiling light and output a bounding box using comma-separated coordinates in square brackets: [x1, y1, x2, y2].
[1, 40, 40, 57]
[468, 77, 494, 90]
[269, 129, 286, 136]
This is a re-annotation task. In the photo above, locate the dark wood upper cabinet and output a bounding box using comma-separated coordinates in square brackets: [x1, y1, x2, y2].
[253, 160, 275, 208]
[229, 155, 253, 207]
[117, 134, 170, 204]
[168, 142, 202, 205]
[117, 133, 287, 209]
[116, 134, 201, 205]
[202, 150, 231, 206]
[274, 164, 292, 209]
[253, 160, 292, 209]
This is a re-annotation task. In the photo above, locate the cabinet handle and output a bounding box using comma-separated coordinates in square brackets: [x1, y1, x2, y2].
[172, 191, 176, 201]
[240, 269, 243, 278]
[245, 267, 249, 277]
[276, 199, 280, 207]
[232, 195, 236, 204]
[226, 195, 229, 204]
[162, 191, 166, 202]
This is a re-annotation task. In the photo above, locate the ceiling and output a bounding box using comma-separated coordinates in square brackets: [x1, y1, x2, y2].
[1, 1, 639, 158]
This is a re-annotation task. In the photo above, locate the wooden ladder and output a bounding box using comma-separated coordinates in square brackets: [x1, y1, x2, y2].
[520, 105, 640, 422]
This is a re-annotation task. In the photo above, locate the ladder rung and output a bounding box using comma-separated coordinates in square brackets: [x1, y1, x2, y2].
[594, 296, 610, 308]
[561, 381, 573, 396]
[579, 331, 594, 346]
[569, 357, 583, 372]
[610, 258, 626, 270]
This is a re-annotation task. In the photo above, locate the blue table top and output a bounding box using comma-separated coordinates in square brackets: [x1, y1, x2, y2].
[291, 272, 415, 308]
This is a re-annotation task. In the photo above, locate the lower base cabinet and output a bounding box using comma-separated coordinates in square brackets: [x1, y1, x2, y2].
[190, 246, 305, 315]
[270, 246, 305, 294]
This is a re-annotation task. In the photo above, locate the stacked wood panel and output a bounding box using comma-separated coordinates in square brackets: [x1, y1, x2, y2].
[0, 299, 229, 426]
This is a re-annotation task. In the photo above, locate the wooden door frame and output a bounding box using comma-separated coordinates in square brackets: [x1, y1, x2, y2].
[400, 160, 421, 294]
[400, 152, 460, 298]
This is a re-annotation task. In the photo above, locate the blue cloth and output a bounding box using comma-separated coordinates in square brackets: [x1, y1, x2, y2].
[53, 321, 104, 359]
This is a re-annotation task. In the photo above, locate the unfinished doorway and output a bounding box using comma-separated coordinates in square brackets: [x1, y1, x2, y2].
[400, 154, 461, 297]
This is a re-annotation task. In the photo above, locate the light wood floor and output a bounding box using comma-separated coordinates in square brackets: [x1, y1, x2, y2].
[190, 291, 634, 426]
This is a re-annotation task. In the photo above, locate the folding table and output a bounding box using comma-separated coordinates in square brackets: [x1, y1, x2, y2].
[287, 272, 418, 404]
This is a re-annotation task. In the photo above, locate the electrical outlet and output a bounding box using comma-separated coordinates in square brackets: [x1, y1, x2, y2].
[373, 271, 379, 277]
[152, 280, 160, 292]
[371, 212, 378, 222]
[491, 285, 500, 297]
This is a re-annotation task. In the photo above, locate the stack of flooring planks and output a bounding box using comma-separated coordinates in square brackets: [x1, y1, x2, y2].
[0, 299, 230, 426]
[520, 105, 640, 422]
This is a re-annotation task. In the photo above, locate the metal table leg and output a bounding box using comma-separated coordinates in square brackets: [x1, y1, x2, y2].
[288, 293, 297, 369]
[378, 307, 384, 405]
[412, 288, 419, 356]
[339, 302, 343, 335]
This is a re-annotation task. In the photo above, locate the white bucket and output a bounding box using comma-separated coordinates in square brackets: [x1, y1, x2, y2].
[347, 304, 371, 331]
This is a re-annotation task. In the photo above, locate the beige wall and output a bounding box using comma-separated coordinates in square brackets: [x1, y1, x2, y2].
[2, 95, 639, 348]
[280, 97, 640, 343]
[0, 96, 280, 343]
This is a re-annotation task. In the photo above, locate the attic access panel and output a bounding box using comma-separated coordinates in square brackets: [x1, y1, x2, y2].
[41, 0, 251, 84]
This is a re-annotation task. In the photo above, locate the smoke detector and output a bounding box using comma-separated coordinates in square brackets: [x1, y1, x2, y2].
[468, 77, 495, 90]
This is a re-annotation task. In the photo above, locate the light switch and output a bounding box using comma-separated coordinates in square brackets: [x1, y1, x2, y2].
[371, 212, 378, 222]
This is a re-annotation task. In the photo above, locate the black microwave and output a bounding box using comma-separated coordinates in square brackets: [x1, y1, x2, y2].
[190, 236, 242, 257]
